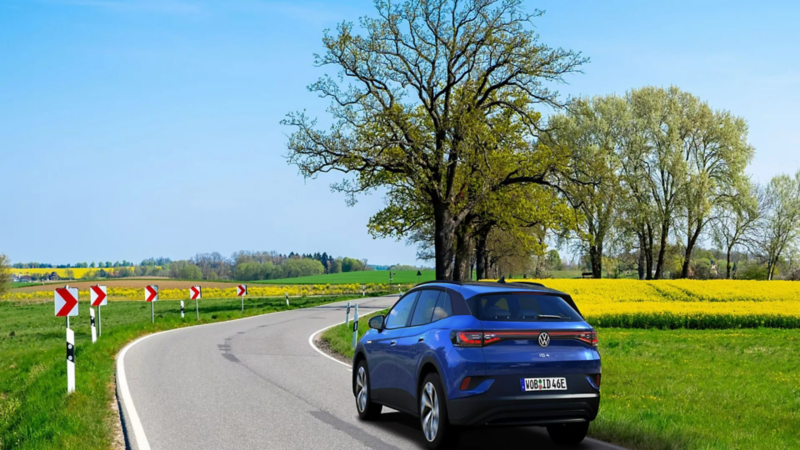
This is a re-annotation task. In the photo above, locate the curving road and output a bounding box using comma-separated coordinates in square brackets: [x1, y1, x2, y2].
[117, 296, 624, 450]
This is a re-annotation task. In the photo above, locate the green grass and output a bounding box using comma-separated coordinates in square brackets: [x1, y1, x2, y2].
[321, 309, 389, 359]
[0, 293, 382, 449]
[322, 324, 800, 449]
[255, 270, 435, 285]
[594, 328, 800, 449]
[10, 282, 42, 288]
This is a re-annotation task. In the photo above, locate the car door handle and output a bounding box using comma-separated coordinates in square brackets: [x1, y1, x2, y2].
[390, 340, 397, 346]
[418, 336, 425, 342]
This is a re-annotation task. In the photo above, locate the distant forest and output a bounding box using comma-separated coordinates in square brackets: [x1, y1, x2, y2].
[12, 251, 378, 281]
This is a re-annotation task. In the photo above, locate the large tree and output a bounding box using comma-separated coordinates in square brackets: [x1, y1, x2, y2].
[748, 173, 800, 280]
[284, 0, 585, 280]
[546, 95, 626, 278]
[0, 254, 9, 295]
[677, 103, 753, 278]
[711, 181, 760, 279]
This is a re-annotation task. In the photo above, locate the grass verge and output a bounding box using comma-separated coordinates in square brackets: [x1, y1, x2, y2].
[321, 309, 389, 359]
[0, 294, 382, 449]
[321, 323, 800, 449]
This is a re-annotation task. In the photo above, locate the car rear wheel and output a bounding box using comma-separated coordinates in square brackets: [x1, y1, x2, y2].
[419, 373, 457, 449]
[355, 361, 382, 420]
[546, 421, 590, 446]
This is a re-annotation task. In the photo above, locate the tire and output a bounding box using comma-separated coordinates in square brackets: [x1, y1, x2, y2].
[419, 372, 457, 449]
[546, 421, 590, 446]
[354, 360, 382, 420]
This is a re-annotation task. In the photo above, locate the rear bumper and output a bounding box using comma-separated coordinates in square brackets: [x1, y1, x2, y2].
[448, 392, 600, 426]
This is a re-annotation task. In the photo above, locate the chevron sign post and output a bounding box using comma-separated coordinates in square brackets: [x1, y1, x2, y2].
[145, 285, 158, 323]
[190, 285, 201, 320]
[90, 285, 107, 336]
[55, 287, 79, 319]
[55, 287, 78, 394]
[237, 285, 246, 312]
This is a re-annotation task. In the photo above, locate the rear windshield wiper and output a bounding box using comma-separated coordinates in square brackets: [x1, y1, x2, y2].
[536, 314, 564, 320]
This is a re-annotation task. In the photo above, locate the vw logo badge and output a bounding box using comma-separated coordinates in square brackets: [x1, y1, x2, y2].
[538, 332, 550, 348]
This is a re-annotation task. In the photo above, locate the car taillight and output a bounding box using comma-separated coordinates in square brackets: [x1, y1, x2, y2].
[595, 374, 602, 388]
[577, 331, 598, 346]
[453, 331, 484, 347]
[452, 330, 598, 347]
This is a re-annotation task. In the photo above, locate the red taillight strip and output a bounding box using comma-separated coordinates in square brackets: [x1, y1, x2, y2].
[453, 330, 597, 347]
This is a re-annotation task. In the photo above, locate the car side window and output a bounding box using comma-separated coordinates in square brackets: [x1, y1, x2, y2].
[410, 290, 440, 326]
[385, 292, 419, 329]
[432, 292, 452, 322]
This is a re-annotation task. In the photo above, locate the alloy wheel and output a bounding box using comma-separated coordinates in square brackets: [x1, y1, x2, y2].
[420, 381, 440, 442]
[356, 366, 368, 412]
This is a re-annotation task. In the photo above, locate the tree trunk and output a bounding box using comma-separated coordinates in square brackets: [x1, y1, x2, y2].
[589, 244, 602, 279]
[475, 232, 488, 280]
[644, 224, 655, 280]
[433, 202, 455, 280]
[654, 221, 669, 280]
[453, 222, 474, 282]
[637, 245, 645, 280]
[726, 247, 733, 279]
[681, 223, 703, 279]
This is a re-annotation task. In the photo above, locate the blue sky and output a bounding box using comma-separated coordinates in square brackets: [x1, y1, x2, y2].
[1, 0, 798, 266]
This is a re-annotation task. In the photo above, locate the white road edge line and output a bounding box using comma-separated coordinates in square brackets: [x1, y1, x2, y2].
[117, 297, 374, 450]
[308, 321, 353, 370]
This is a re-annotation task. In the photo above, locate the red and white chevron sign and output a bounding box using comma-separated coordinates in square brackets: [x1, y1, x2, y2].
[55, 287, 79, 317]
[237, 285, 247, 297]
[90, 285, 107, 306]
[190, 285, 202, 300]
[145, 285, 159, 302]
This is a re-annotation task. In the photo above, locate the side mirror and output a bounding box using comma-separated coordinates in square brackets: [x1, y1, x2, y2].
[368, 315, 385, 331]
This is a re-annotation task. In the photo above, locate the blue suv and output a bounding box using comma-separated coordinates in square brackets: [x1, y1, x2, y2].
[352, 281, 601, 449]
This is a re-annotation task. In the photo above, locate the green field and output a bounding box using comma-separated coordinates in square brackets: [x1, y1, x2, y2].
[255, 269, 435, 285]
[322, 322, 800, 449]
[0, 293, 381, 449]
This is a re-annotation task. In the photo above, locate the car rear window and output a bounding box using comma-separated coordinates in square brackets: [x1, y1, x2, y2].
[465, 293, 582, 322]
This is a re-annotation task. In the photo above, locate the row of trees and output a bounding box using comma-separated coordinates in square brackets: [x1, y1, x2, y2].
[6, 251, 372, 282]
[285, 0, 799, 281]
[12, 260, 137, 269]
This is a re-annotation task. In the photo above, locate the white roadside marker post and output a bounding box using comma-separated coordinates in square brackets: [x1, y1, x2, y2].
[180, 300, 185, 318]
[345, 302, 351, 328]
[352, 303, 359, 349]
[285, 292, 289, 307]
[90, 307, 97, 343]
[362, 285, 365, 297]
[66, 328, 75, 393]
[55, 286, 79, 393]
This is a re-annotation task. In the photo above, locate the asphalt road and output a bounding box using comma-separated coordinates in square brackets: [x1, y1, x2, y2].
[117, 296, 624, 450]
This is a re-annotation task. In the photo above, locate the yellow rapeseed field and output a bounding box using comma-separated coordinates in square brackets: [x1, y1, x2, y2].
[2, 283, 394, 302]
[10, 267, 136, 278]
[501, 279, 800, 328]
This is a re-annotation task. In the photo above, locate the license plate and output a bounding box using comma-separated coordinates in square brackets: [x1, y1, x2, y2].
[521, 377, 567, 391]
